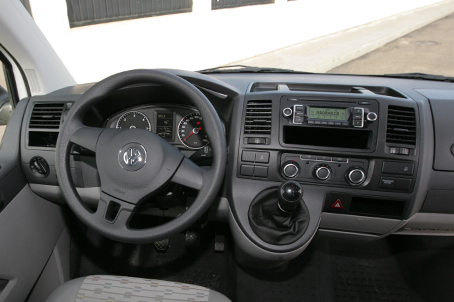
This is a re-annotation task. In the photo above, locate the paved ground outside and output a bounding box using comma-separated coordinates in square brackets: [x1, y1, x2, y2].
[328, 12, 454, 76]
[232, 1, 454, 74]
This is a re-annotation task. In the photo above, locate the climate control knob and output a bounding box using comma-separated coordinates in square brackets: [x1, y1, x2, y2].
[346, 167, 366, 186]
[282, 160, 300, 178]
[313, 164, 332, 181]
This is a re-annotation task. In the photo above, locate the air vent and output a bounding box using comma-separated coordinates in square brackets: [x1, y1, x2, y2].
[386, 105, 416, 145]
[29, 103, 65, 129]
[244, 100, 272, 135]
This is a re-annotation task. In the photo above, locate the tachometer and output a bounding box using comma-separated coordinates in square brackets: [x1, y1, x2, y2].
[178, 112, 209, 149]
[116, 111, 151, 131]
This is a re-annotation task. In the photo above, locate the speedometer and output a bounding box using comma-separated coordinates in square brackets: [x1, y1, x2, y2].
[178, 112, 209, 149]
[116, 111, 151, 131]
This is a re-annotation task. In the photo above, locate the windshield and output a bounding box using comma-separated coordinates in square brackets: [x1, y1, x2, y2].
[27, 0, 454, 84]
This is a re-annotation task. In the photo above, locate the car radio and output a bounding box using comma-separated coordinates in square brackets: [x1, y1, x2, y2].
[282, 104, 378, 128]
[280, 97, 379, 150]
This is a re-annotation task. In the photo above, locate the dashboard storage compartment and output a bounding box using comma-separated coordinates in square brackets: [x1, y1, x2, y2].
[283, 126, 372, 149]
[349, 197, 406, 219]
[28, 131, 59, 148]
[324, 193, 407, 219]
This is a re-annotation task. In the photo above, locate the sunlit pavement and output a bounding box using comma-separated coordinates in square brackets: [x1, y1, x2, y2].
[328, 13, 454, 77]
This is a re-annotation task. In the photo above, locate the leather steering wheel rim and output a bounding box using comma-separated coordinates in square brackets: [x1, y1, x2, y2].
[56, 69, 227, 244]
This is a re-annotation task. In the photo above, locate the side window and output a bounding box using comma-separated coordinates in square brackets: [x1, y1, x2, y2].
[0, 62, 13, 143]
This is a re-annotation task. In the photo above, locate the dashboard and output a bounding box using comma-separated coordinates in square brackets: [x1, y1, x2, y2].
[18, 69, 454, 268]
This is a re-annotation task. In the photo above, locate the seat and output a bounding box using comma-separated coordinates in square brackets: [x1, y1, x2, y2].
[46, 275, 231, 302]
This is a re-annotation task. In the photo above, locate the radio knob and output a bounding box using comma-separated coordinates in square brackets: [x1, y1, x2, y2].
[313, 164, 332, 181]
[283, 107, 293, 117]
[282, 160, 300, 178]
[367, 112, 378, 122]
[346, 167, 366, 186]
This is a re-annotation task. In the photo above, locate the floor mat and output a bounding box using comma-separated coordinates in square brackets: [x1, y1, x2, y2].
[235, 238, 426, 302]
[70, 215, 454, 302]
[69, 218, 236, 298]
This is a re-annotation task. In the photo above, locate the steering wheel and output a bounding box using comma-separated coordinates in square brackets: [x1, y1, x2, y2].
[56, 70, 227, 244]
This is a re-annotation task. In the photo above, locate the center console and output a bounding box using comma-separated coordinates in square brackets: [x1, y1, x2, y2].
[231, 83, 420, 268]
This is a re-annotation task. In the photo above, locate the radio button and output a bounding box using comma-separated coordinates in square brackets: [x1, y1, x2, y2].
[353, 114, 363, 119]
[314, 121, 321, 125]
[321, 121, 328, 125]
[282, 107, 293, 117]
[341, 122, 349, 127]
[293, 116, 304, 124]
[353, 120, 363, 127]
[334, 122, 342, 126]
[367, 112, 378, 122]
[308, 120, 315, 124]
[352, 108, 363, 114]
[328, 121, 334, 126]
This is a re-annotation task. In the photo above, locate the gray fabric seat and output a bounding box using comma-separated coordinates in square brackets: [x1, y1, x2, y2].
[46, 275, 231, 302]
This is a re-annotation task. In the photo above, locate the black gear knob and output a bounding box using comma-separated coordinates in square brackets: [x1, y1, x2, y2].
[278, 181, 303, 213]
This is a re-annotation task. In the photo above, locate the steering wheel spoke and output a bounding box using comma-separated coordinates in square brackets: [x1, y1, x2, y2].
[95, 192, 136, 227]
[70, 126, 104, 152]
[171, 157, 204, 190]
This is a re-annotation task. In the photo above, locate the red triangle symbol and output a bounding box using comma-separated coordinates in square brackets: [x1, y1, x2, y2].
[331, 199, 343, 209]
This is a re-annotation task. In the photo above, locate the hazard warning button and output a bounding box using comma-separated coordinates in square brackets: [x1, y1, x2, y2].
[324, 193, 351, 213]
[331, 199, 343, 209]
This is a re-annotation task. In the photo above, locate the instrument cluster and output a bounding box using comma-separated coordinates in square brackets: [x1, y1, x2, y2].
[106, 105, 212, 150]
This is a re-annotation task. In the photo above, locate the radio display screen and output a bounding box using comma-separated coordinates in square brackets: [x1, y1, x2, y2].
[309, 107, 347, 120]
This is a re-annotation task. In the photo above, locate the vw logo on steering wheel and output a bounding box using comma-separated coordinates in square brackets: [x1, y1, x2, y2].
[118, 143, 147, 171]
[123, 147, 142, 166]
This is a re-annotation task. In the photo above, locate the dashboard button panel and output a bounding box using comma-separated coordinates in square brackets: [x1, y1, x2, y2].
[281, 153, 368, 186]
[379, 177, 396, 189]
[255, 152, 270, 163]
[382, 161, 414, 175]
[254, 166, 268, 178]
[240, 165, 254, 176]
[242, 151, 256, 162]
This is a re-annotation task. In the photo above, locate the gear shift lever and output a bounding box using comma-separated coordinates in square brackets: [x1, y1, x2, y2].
[248, 181, 310, 245]
[278, 181, 303, 214]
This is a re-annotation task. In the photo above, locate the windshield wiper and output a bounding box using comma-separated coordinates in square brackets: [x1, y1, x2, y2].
[378, 73, 454, 82]
[198, 65, 312, 74]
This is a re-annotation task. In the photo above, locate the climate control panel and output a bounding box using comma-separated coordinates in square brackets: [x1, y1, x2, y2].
[281, 153, 369, 186]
